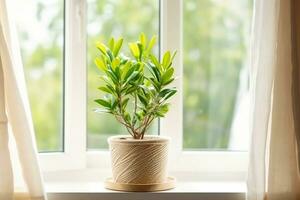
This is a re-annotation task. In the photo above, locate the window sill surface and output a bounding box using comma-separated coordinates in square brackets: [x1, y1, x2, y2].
[44, 169, 246, 200]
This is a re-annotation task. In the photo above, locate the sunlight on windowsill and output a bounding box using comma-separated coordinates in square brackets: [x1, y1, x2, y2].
[44, 169, 246, 200]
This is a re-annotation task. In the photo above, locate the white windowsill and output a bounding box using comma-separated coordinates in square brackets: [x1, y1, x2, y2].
[44, 169, 246, 200]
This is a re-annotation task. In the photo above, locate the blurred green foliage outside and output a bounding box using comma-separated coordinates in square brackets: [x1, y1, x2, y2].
[17, 0, 252, 151]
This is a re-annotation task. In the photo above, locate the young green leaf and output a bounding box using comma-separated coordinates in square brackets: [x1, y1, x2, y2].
[161, 68, 174, 85]
[165, 51, 177, 69]
[171, 51, 177, 63]
[112, 58, 120, 70]
[113, 38, 123, 56]
[156, 104, 169, 116]
[139, 33, 147, 48]
[95, 57, 106, 72]
[162, 51, 171, 69]
[162, 78, 174, 86]
[149, 54, 160, 68]
[129, 43, 140, 59]
[121, 61, 132, 80]
[137, 42, 143, 60]
[96, 43, 107, 55]
[108, 38, 115, 50]
[146, 35, 157, 54]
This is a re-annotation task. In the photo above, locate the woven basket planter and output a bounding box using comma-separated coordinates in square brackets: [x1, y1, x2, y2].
[106, 135, 175, 191]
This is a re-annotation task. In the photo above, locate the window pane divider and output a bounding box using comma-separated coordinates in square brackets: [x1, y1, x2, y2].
[160, 0, 183, 169]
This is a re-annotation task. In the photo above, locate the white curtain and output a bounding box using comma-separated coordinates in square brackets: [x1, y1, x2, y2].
[0, 0, 46, 199]
[247, 0, 300, 199]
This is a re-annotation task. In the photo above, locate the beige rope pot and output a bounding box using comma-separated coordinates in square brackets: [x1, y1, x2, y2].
[105, 135, 175, 192]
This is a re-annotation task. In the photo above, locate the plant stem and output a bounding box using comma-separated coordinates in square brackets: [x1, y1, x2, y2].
[114, 115, 134, 137]
[134, 93, 137, 116]
[141, 115, 154, 139]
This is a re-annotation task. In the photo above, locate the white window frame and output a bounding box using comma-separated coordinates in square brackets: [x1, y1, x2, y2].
[39, 0, 248, 176]
[39, 0, 86, 171]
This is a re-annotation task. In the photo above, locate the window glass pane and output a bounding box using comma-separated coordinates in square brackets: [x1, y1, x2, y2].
[87, 0, 159, 149]
[183, 0, 252, 150]
[16, 1, 64, 152]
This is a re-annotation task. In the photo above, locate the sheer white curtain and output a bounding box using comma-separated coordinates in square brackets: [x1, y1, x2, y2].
[247, 0, 300, 199]
[0, 0, 46, 199]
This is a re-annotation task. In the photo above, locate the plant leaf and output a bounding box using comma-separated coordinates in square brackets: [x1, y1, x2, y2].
[129, 43, 140, 59]
[162, 89, 177, 101]
[145, 62, 161, 82]
[98, 86, 111, 93]
[156, 104, 169, 117]
[149, 77, 160, 91]
[162, 51, 171, 69]
[124, 86, 137, 95]
[146, 35, 157, 54]
[113, 38, 123, 56]
[125, 71, 139, 84]
[162, 78, 174, 86]
[123, 63, 140, 82]
[137, 93, 148, 106]
[139, 33, 147, 48]
[162, 68, 174, 85]
[106, 69, 119, 84]
[137, 42, 143, 60]
[122, 98, 130, 108]
[159, 88, 172, 98]
[112, 58, 120, 70]
[93, 108, 112, 114]
[108, 38, 115, 50]
[106, 49, 114, 62]
[96, 43, 107, 55]
[95, 99, 111, 108]
[95, 57, 106, 72]
[171, 51, 177, 63]
[124, 112, 131, 123]
[149, 54, 160, 68]
[111, 98, 118, 109]
[121, 61, 132, 80]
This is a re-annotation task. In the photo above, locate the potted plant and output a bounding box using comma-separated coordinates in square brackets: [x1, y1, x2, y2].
[94, 33, 177, 192]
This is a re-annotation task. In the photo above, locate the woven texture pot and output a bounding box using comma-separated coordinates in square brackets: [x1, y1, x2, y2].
[108, 135, 170, 184]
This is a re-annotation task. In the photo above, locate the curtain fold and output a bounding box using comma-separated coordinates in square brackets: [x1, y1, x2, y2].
[247, 0, 279, 199]
[0, 0, 46, 199]
[247, 0, 300, 199]
[0, 52, 13, 200]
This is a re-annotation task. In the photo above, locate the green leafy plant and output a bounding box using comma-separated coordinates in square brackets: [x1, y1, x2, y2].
[94, 33, 177, 139]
